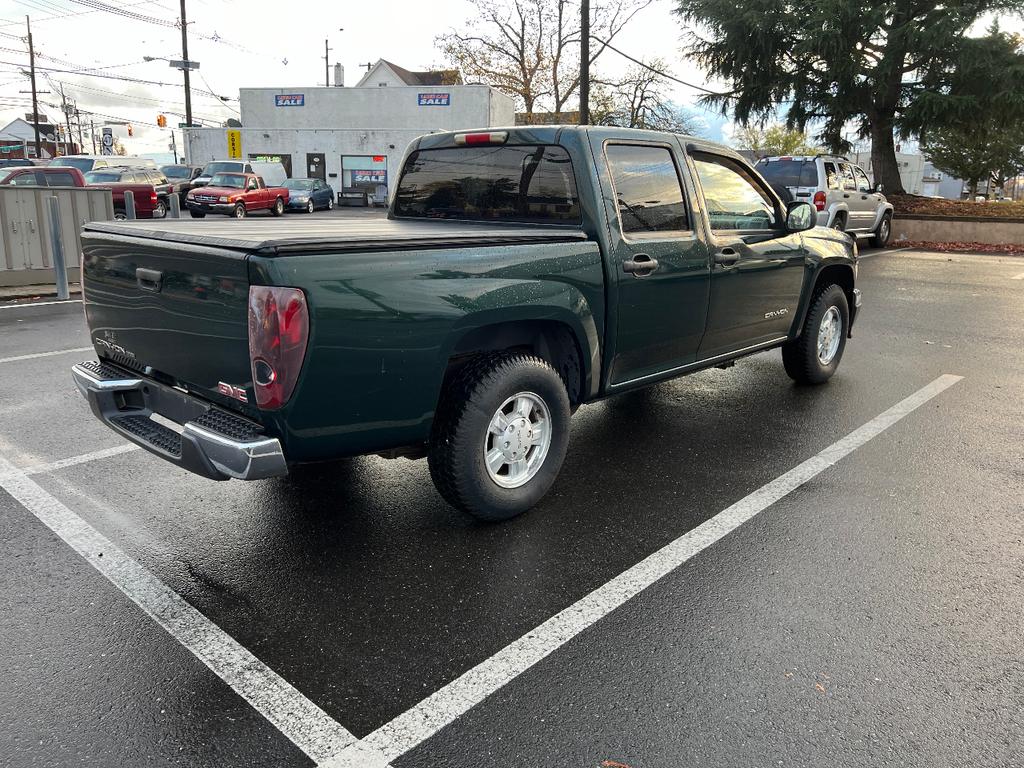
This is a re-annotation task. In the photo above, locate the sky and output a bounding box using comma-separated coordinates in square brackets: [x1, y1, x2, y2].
[0, 0, 731, 156]
[0, 0, 1017, 158]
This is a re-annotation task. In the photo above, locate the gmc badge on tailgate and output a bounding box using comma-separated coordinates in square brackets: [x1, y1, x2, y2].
[217, 382, 248, 403]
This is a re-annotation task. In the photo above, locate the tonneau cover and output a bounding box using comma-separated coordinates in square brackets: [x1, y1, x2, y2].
[82, 217, 588, 254]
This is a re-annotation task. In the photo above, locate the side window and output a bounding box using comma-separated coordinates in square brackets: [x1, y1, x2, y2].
[9, 172, 40, 186]
[824, 162, 840, 190]
[605, 144, 688, 235]
[692, 154, 777, 231]
[853, 166, 871, 192]
[45, 171, 76, 187]
[839, 163, 857, 191]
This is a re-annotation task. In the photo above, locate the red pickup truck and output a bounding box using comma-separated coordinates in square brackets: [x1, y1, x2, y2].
[185, 172, 289, 218]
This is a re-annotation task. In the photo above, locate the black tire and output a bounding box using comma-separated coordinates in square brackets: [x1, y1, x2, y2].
[782, 284, 850, 385]
[233, 203, 246, 219]
[154, 200, 167, 219]
[271, 197, 285, 217]
[189, 210, 206, 219]
[327, 196, 335, 210]
[870, 213, 892, 248]
[428, 353, 571, 521]
[113, 209, 127, 221]
[306, 199, 314, 214]
[831, 213, 846, 232]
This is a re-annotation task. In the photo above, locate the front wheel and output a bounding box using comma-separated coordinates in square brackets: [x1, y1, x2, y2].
[782, 284, 850, 385]
[871, 213, 892, 248]
[306, 199, 314, 214]
[428, 353, 571, 521]
[327, 196, 334, 210]
[233, 203, 247, 219]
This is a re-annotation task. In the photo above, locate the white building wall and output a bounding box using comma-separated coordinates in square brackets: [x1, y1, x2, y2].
[184, 85, 515, 202]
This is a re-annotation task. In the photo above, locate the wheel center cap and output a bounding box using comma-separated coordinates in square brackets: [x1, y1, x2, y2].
[500, 419, 532, 460]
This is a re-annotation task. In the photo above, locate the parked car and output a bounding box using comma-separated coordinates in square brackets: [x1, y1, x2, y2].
[0, 166, 86, 186]
[184, 172, 288, 218]
[49, 155, 158, 173]
[84, 167, 171, 218]
[283, 178, 335, 213]
[0, 158, 35, 169]
[755, 155, 893, 246]
[84, 171, 161, 219]
[160, 164, 203, 203]
[193, 160, 287, 188]
[74, 126, 861, 522]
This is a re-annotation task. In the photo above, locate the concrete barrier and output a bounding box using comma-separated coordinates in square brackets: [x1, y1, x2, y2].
[0, 186, 114, 287]
[893, 215, 1024, 245]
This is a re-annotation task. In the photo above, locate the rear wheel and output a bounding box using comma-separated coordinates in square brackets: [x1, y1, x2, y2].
[327, 196, 335, 210]
[831, 214, 846, 232]
[271, 197, 285, 217]
[113, 209, 127, 221]
[154, 200, 167, 219]
[429, 353, 571, 521]
[306, 199, 314, 214]
[233, 203, 246, 219]
[782, 284, 850, 384]
[870, 213, 892, 248]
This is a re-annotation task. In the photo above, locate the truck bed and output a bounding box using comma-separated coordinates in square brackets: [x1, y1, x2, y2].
[82, 217, 588, 255]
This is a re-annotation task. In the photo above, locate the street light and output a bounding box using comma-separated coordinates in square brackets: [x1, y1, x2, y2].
[143, 54, 200, 126]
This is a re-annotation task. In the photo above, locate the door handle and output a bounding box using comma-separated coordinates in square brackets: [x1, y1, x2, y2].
[136, 267, 163, 293]
[622, 253, 659, 276]
[714, 247, 740, 266]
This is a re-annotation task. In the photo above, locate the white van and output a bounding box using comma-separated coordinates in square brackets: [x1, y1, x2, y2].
[194, 159, 287, 188]
[47, 155, 158, 173]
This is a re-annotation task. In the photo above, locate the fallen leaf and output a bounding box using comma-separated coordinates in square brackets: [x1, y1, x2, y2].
[815, 683, 827, 694]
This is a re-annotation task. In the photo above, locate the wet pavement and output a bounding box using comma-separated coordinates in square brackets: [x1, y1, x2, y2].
[1, 248, 1021, 767]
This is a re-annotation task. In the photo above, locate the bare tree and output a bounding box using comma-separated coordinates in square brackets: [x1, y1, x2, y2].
[438, 0, 651, 118]
[594, 61, 700, 134]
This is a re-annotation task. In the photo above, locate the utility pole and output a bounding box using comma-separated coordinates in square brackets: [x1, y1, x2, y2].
[74, 103, 84, 152]
[324, 39, 331, 87]
[26, 16, 41, 158]
[57, 82, 74, 154]
[179, 0, 193, 126]
[579, 0, 590, 124]
[90, 118, 97, 154]
[170, 131, 178, 163]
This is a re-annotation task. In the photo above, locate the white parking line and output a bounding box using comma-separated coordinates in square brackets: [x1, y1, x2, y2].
[325, 373, 964, 768]
[1012, 271, 1024, 280]
[17, 444, 141, 477]
[0, 347, 92, 365]
[0, 453, 358, 763]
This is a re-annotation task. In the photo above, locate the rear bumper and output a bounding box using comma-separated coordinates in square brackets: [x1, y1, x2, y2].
[71, 360, 287, 481]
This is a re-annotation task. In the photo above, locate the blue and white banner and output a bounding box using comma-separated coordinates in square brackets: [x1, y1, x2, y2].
[275, 94, 305, 107]
[417, 92, 450, 106]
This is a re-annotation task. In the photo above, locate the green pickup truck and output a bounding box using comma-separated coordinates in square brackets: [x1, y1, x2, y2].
[73, 126, 861, 521]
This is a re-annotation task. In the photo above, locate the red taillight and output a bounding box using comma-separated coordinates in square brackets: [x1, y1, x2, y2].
[813, 191, 827, 211]
[150, 191, 158, 205]
[247, 286, 309, 409]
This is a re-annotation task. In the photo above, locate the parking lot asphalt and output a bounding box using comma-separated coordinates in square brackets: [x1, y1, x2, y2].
[1, 246, 1022, 767]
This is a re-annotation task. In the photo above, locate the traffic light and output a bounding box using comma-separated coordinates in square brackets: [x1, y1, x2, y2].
[157, 114, 167, 128]
[127, 124, 134, 137]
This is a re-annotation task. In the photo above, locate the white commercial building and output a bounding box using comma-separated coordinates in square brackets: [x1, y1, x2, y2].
[182, 60, 515, 205]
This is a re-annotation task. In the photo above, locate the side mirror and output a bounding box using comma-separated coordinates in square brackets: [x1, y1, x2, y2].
[874, 182, 884, 193]
[786, 201, 816, 232]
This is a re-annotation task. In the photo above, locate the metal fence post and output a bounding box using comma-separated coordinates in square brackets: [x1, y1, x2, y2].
[124, 189, 136, 220]
[169, 193, 181, 219]
[45, 196, 69, 301]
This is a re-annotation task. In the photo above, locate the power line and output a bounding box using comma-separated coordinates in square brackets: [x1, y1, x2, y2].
[589, 35, 730, 97]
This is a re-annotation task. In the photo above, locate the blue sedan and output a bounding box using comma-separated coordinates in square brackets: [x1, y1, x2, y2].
[284, 178, 336, 213]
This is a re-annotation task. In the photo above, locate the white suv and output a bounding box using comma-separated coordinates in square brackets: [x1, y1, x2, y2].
[755, 155, 893, 247]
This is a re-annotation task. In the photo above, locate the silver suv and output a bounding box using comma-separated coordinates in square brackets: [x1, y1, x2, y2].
[755, 155, 893, 247]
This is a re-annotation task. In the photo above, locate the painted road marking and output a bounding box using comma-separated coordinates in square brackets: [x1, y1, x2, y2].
[1012, 272, 1024, 280]
[0, 453, 357, 763]
[0, 299, 78, 310]
[0, 347, 92, 365]
[325, 373, 965, 768]
[12, 444, 141, 478]
[858, 246, 910, 260]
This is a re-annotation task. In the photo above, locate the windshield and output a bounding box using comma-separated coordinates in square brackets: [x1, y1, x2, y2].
[203, 161, 243, 176]
[84, 171, 122, 183]
[755, 159, 818, 188]
[393, 144, 581, 224]
[49, 157, 93, 172]
[209, 173, 246, 188]
[161, 165, 191, 179]
[284, 179, 314, 190]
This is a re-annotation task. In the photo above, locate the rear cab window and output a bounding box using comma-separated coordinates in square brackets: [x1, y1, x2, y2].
[755, 158, 819, 188]
[392, 144, 581, 224]
[605, 143, 689, 236]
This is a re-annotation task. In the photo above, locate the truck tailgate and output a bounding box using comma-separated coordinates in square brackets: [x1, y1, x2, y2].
[81, 230, 252, 409]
